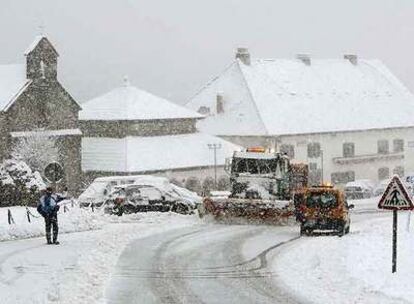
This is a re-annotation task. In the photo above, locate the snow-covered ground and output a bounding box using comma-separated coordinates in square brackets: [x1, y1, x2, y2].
[273, 198, 414, 304]
[0, 205, 103, 241]
[2, 196, 413, 303]
[0, 210, 198, 304]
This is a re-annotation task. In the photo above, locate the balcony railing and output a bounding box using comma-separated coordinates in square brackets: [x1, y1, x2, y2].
[332, 151, 404, 165]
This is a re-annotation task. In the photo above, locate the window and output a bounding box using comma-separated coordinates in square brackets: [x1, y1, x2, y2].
[393, 139, 404, 153]
[309, 169, 322, 186]
[197, 106, 210, 115]
[309, 162, 318, 171]
[378, 167, 390, 180]
[307, 142, 321, 158]
[331, 171, 355, 184]
[280, 144, 295, 159]
[377, 140, 389, 154]
[343, 142, 355, 158]
[393, 166, 404, 177]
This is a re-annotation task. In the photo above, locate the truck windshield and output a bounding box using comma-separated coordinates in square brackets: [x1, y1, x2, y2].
[232, 158, 278, 174]
[306, 192, 337, 208]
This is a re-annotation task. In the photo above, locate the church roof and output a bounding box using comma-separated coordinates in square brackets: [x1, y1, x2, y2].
[0, 64, 30, 111]
[187, 56, 414, 136]
[79, 82, 202, 121]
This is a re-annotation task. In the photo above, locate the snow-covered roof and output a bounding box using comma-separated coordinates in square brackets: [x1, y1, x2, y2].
[187, 57, 414, 136]
[10, 128, 82, 138]
[0, 64, 30, 111]
[81, 133, 240, 173]
[24, 35, 58, 56]
[79, 83, 203, 121]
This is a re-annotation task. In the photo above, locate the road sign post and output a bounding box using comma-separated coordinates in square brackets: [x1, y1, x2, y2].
[378, 175, 414, 273]
[392, 210, 397, 273]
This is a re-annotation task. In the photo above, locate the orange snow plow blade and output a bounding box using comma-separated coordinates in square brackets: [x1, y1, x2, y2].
[200, 197, 295, 225]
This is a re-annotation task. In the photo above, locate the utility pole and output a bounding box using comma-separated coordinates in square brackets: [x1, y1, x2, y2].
[320, 149, 324, 184]
[208, 143, 222, 189]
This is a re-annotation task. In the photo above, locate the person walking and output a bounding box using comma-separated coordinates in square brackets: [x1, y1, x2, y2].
[37, 187, 61, 245]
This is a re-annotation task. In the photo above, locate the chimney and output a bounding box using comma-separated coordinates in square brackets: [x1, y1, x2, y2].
[296, 54, 311, 66]
[235, 48, 251, 65]
[344, 54, 358, 65]
[216, 93, 224, 114]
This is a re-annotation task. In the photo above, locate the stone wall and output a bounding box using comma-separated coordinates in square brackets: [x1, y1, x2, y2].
[26, 38, 57, 80]
[0, 113, 9, 160]
[3, 81, 81, 196]
[80, 118, 197, 137]
[7, 80, 78, 131]
[56, 136, 82, 195]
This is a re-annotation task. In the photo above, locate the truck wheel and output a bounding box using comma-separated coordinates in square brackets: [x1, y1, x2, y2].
[300, 225, 305, 236]
[300, 225, 310, 236]
[345, 225, 350, 234]
[338, 223, 346, 237]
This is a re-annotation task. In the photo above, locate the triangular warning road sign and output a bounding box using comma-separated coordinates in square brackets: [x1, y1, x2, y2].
[378, 175, 414, 210]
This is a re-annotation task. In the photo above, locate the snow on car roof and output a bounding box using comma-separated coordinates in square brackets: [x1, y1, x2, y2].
[187, 58, 414, 136]
[79, 83, 202, 121]
[345, 181, 369, 188]
[93, 175, 168, 183]
[81, 133, 240, 172]
[78, 175, 171, 201]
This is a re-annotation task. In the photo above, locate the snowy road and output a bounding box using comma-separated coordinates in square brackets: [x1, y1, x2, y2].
[106, 224, 301, 304]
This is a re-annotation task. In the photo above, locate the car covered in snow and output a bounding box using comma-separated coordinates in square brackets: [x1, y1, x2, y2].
[78, 175, 200, 209]
[103, 182, 199, 215]
[344, 179, 375, 200]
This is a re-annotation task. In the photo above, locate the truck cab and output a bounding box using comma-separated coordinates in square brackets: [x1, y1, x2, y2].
[294, 185, 354, 236]
[225, 147, 291, 200]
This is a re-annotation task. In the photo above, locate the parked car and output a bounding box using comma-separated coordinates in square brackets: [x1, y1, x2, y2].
[78, 175, 200, 208]
[344, 180, 374, 200]
[103, 183, 198, 215]
[373, 178, 413, 197]
[404, 173, 414, 186]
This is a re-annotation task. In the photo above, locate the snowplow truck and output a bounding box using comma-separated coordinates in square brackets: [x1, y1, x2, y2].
[199, 147, 308, 224]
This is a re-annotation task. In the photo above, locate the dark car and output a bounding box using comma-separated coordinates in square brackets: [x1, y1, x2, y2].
[104, 184, 196, 215]
[344, 180, 374, 200]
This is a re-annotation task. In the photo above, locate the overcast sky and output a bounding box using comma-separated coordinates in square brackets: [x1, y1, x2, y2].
[0, 0, 413, 104]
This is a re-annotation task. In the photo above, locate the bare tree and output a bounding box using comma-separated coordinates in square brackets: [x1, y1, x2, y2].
[11, 134, 59, 172]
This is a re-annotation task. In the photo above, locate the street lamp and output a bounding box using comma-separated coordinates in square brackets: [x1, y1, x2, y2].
[208, 143, 222, 189]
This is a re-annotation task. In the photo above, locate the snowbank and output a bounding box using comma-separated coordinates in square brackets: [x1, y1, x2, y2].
[273, 211, 414, 304]
[0, 206, 103, 241]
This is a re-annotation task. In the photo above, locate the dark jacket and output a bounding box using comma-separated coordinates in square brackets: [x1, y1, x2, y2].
[37, 194, 60, 217]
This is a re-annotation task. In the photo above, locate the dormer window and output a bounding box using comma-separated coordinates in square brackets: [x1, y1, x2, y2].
[197, 106, 210, 115]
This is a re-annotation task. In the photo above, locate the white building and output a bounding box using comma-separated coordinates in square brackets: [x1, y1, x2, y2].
[79, 78, 240, 185]
[186, 49, 414, 185]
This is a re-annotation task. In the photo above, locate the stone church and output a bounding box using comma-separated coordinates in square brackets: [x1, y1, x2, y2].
[0, 35, 82, 194]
